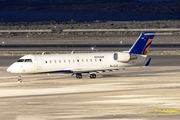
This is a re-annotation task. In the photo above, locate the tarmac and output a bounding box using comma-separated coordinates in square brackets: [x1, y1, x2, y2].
[1, 34, 180, 45]
[0, 55, 180, 120]
[1, 44, 180, 51]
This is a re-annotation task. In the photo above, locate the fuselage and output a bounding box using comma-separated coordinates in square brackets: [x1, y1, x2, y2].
[7, 52, 146, 74]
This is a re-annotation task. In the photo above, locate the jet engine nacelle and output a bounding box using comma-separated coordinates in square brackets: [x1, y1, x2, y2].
[113, 52, 131, 62]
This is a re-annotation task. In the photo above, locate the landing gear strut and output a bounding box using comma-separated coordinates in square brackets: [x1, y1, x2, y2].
[90, 74, 96, 79]
[76, 73, 82, 79]
[18, 74, 23, 82]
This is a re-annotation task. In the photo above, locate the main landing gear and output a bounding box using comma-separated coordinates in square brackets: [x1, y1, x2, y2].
[76, 73, 82, 79]
[90, 74, 96, 79]
[75, 73, 96, 79]
[18, 74, 23, 83]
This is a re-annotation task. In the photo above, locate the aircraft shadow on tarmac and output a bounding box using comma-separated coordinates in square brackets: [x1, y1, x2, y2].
[83, 114, 178, 120]
[101, 74, 160, 78]
[101, 69, 179, 78]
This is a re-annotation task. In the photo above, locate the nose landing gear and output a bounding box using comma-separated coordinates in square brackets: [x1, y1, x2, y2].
[18, 74, 23, 83]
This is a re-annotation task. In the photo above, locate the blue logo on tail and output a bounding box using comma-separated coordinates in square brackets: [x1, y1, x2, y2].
[129, 32, 155, 55]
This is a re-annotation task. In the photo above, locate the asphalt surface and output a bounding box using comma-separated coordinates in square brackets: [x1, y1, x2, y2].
[1, 44, 180, 51]
[0, 66, 180, 120]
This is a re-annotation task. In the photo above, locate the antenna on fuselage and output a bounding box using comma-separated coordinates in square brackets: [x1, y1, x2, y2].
[42, 52, 45, 55]
[71, 51, 74, 54]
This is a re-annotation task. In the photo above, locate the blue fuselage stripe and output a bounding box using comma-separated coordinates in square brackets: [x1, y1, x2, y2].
[41, 70, 73, 74]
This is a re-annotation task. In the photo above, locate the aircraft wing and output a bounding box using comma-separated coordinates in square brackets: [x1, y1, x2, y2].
[72, 58, 151, 74]
[73, 67, 119, 74]
[72, 66, 141, 74]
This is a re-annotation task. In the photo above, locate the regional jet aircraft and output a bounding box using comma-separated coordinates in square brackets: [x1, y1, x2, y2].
[7, 32, 154, 82]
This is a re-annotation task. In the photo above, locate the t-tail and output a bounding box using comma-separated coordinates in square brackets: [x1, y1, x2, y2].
[129, 32, 155, 55]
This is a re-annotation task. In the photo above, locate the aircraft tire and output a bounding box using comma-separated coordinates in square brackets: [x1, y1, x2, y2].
[90, 74, 96, 79]
[92, 74, 96, 79]
[18, 79, 22, 83]
[76, 73, 82, 79]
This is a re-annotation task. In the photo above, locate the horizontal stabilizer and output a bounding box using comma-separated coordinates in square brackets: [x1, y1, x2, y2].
[145, 58, 151, 66]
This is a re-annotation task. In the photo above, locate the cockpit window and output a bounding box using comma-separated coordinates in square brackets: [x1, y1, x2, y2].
[17, 59, 32, 62]
[25, 59, 32, 62]
[17, 59, 24, 62]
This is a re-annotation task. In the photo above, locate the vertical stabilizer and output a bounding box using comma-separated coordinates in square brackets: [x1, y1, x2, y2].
[129, 32, 155, 55]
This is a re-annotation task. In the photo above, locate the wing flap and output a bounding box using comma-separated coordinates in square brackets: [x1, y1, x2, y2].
[73, 67, 120, 74]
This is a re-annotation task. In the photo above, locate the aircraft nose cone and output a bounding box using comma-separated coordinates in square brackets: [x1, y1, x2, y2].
[7, 63, 24, 73]
[7, 64, 16, 73]
[7, 66, 12, 73]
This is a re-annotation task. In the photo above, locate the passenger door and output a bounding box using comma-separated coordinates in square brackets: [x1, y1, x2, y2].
[35, 55, 44, 70]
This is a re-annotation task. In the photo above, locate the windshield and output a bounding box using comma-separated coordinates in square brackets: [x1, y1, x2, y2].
[17, 59, 32, 62]
[25, 59, 32, 62]
[17, 59, 24, 62]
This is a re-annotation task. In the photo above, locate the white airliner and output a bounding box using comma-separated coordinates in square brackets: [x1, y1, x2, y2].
[7, 32, 154, 82]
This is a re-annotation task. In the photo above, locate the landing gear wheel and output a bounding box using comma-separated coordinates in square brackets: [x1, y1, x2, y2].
[90, 74, 96, 79]
[18, 79, 22, 83]
[76, 73, 82, 79]
[18, 74, 23, 83]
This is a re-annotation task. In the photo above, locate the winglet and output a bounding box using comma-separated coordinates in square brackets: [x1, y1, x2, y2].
[145, 58, 151, 66]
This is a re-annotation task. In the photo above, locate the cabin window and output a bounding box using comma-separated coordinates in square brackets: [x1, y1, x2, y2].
[95, 59, 97, 62]
[59, 60, 61, 63]
[82, 59, 84, 62]
[100, 59, 102, 61]
[77, 60, 79, 62]
[73, 59, 75, 62]
[68, 60, 70, 62]
[86, 59, 88, 62]
[54, 60, 56, 63]
[64, 60, 66, 63]
[90, 59, 92, 62]
[45, 60, 47, 63]
[50, 60, 52, 63]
